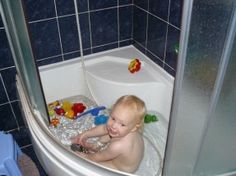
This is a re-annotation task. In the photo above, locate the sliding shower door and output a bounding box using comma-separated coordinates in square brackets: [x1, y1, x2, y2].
[0, 0, 49, 123]
[164, 0, 236, 175]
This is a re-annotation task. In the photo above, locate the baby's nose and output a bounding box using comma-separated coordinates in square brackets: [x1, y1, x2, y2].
[111, 122, 119, 129]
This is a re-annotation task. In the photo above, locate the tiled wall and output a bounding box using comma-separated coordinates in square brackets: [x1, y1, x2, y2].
[24, 0, 133, 66]
[0, 0, 182, 148]
[133, 0, 182, 76]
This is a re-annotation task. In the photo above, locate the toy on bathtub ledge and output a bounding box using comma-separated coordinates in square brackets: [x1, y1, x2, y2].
[128, 58, 141, 73]
[144, 114, 158, 123]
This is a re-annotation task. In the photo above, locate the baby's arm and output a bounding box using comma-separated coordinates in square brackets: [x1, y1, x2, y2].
[71, 125, 108, 145]
[79, 140, 122, 163]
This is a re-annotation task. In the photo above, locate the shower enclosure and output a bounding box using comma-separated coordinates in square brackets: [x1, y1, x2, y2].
[1, 0, 236, 175]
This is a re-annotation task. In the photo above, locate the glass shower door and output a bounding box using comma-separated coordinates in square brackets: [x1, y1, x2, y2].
[163, 0, 236, 175]
[0, 0, 49, 123]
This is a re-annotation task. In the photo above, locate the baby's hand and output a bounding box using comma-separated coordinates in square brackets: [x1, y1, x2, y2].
[71, 133, 87, 145]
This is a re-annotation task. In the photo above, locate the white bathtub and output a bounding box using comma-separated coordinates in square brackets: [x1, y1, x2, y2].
[17, 46, 174, 176]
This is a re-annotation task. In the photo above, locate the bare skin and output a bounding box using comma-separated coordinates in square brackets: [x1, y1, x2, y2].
[71, 104, 144, 173]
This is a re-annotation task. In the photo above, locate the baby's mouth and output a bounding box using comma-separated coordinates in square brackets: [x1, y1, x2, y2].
[107, 127, 117, 136]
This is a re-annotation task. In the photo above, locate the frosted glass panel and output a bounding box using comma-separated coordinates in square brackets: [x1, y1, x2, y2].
[163, 0, 236, 175]
[194, 23, 236, 175]
[0, 0, 49, 123]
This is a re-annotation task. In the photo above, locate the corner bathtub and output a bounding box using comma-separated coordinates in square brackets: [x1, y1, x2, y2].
[17, 46, 174, 176]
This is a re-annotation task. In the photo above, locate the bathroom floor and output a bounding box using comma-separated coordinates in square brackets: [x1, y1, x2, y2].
[21, 145, 48, 176]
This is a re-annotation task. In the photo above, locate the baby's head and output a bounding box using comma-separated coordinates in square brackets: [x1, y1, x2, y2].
[110, 95, 146, 133]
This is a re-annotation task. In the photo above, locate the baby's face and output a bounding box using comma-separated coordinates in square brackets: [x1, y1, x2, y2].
[106, 105, 138, 138]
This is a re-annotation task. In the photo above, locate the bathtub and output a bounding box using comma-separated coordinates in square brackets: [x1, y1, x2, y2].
[17, 46, 174, 176]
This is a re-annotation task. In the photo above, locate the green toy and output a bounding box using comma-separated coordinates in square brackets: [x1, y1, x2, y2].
[144, 114, 158, 123]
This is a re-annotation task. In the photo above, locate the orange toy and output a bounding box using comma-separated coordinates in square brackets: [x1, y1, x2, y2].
[50, 118, 60, 127]
[128, 59, 141, 73]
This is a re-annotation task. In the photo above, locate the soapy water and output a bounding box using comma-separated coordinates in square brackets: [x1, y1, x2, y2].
[48, 95, 167, 176]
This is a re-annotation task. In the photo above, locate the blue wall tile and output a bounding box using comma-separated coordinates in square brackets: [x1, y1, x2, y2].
[90, 8, 118, 47]
[79, 13, 91, 49]
[89, 0, 117, 10]
[165, 26, 180, 70]
[0, 30, 15, 69]
[169, 0, 183, 28]
[77, 0, 89, 13]
[23, 0, 56, 21]
[1, 68, 17, 101]
[119, 0, 132, 6]
[11, 101, 25, 127]
[55, 0, 75, 16]
[147, 15, 167, 59]
[28, 19, 61, 60]
[37, 56, 63, 66]
[0, 103, 18, 131]
[0, 15, 3, 27]
[133, 7, 147, 46]
[92, 43, 118, 54]
[149, 0, 169, 21]
[134, 0, 148, 10]
[119, 5, 133, 40]
[59, 15, 80, 53]
[11, 127, 31, 147]
[0, 77, 8, 104]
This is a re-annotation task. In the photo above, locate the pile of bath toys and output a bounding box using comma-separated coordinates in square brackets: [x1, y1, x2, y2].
[48, 100, 109, 127]
[128, 58, 141, 73]
[144, 114, 158, 123]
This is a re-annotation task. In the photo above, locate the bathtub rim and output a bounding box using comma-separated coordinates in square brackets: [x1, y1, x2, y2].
[16, 75, 137, 176]
[39, 46, 174, 87]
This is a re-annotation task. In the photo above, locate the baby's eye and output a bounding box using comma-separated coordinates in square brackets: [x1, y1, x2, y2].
[121, 124, 126, 127]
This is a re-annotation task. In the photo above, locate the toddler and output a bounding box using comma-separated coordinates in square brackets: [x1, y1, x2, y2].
[71, 95, 146, 173]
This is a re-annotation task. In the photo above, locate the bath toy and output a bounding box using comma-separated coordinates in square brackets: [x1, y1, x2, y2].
[55, 108, 65, 116]
[65, 109, 75, 119]
[144, 114, 158, 123]
[48, 109, 55, 117]
[72, 103, 86, 116]
[75, 106, 106, 119]
[94, 115, 109, 125]
[48, 100, 60, 109]
[71, 143, 88, 153]
[62, 101, 73, 112]
[174, 43, 179, 54]
[50, 118, 60, 127]
[128, 58, 141, 73]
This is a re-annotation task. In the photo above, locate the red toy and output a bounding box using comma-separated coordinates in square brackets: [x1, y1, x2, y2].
[128, 58, 141, 73]
[55, 108, 65, 116]
[72, 103, 86, 116]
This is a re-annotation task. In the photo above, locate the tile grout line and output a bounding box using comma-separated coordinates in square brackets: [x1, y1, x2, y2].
[133, 4, 180, 31]
[87, 0, 93, 54]
[162, 0, 172, 67]
[53, 0, 64, 61]
[144, 0, 150, 55]
[133, 39, 175, 71]
[117, 0, 120, 47]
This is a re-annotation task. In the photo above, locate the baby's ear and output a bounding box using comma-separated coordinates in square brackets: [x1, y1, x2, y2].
[131, 123, 140, 132]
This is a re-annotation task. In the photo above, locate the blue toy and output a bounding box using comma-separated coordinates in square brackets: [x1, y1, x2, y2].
[75, 106, 106, 119]
[94, 115, 109, 125]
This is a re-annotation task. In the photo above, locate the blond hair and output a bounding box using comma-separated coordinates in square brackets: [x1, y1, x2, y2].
[113, 95, 146, 133]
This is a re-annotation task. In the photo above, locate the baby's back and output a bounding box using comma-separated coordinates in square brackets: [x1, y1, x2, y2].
[113, 132, 144, 173]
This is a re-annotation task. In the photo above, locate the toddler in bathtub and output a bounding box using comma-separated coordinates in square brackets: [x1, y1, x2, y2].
[71, 95, 146, 173]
